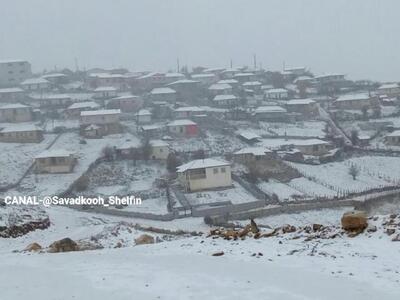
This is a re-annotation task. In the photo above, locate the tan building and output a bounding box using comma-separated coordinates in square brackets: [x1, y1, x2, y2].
[80, 109, 121, 137]
[0, 103, 32, 122]
[35, 149, 76, 174]
[292, 139, 330, 156]
[177, 158, 232, 192]
[0, 124, 43, 143]
[377, 83, 400, 97]
[233, 147, 273, 164]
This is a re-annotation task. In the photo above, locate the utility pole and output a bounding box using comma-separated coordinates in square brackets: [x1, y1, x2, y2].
[230, 59, 233, 69]
[253, 54, 257, 70]
[177, 58, 180, 73]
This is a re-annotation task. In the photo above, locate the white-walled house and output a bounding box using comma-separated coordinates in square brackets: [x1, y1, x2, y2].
[264, 88, 289, 100]
[177, 158, 232, 192]
[135, 109, 152, 124]
[20, 77, 50, 91]
[80, 109, 121, 137]
[93, 86, 118, 99]
[150, 139, 170, 160]
[0, 103, 33, 122]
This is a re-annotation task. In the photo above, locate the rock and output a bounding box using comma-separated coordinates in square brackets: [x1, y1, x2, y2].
[78, 241, 103, 251]
[282, 224, 296, 234]
[367, 225, 377, 233]
[212, 251, 224, 256]
[250, 219, 259, 234]
[24, 242, 42, 252]
[386, 228, 396, 236]
[341, 211, 368, 231]
[135, 234, 155, 245]
[312, 224, 323, 232]
[392, 234, 400, 242]
[49, 238, 79, 253]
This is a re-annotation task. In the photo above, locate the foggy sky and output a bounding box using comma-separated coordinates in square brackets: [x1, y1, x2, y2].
[0, 0, 399, 81]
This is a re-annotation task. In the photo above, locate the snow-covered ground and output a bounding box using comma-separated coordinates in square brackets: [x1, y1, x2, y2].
[259, 120, 327, 138]
[185, 182, 259, 206]
[290, 157, 395, 194]
[0, 206, 399, 300]
[1, 132, 131, 197]
[0, 134, 57, 187]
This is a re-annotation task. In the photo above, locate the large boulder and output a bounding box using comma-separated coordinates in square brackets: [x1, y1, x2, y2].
[49, 238, 79, 253]
[134, 234, 155, 245]
[24, 242, 42, 252]
[341, 211, 368, 231]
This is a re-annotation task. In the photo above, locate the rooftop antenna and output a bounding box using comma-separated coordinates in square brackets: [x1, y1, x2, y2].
[177, 58, 180, 73]
[253, 54, 257, 70]
[230, 59, 233, 69]
[283, 61, 286, 72]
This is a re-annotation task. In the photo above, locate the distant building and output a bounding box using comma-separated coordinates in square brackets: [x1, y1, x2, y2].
[135, 109, 152, 124]
[264, 88, 289, 100]
[233, 147, 273, 164]
[208, 83, 232, 96]
[285, 99, 318, 117]
[106, 95, 143, 112]
[0, 59, 32, 87]
[0, 103, 33, 122]
[212, 94, 239, 107]
[80, 109, 121, 137]
[292, 139, 330, 156]
[93, 86, 118, 99]
[385, 130, 400, 146]
[191, 73, 217, 85]
[0, 87, 25, 102]
[252, 106, 287, 122]
[150, 139, 170, 160]
[177, 158, 232, 192]
[35, 149, 76, 174]
[20, 77, 50, 91]
[66, 101, 100, 118]
[333, 93, 378, 110]
[377, 83, 400, 97]
[115, 137, 141, 159]
[150, 87, 177, 103]
[167, 119, 198, 137]
[174, 106, 205, 119]
[0, 124, 43, 143]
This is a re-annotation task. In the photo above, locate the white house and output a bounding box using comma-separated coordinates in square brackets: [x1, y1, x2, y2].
[377, 83, 400, 97]
[208, 83, 232, 96]
[252, 106, 287, 121]
[0, 103, 33, 122]
[150, 87, 177, 102]
[150, 139, 170, 160]
[80, 109, 121, 137]
[191, 73, 217, 85]
[135, 109, 152, 124]
[264, 88, 289, 100]
[93, 86, 118, 99]
[177, 158, 232, 192]
[66, 101, 100, 118]
[213, 94, 239, 107]
[20, 77, 50, 91]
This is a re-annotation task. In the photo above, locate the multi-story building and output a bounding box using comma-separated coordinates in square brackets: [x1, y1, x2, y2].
[0, 60, 32, 87]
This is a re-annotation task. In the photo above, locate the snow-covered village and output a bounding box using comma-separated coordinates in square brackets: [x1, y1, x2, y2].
[1, 1, 400, 299]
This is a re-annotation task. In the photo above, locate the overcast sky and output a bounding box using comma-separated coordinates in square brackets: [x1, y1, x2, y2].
[0, 0, 399, 81]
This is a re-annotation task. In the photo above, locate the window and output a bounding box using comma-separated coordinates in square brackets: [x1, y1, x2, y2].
[213, 168, 219, 174]
[221, 167, 226, 173]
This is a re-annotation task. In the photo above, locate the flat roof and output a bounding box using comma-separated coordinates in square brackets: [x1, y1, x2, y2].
[81, 109, 120, 116]
[177, 158, 230, 172]
[35, 149, 74, 159]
